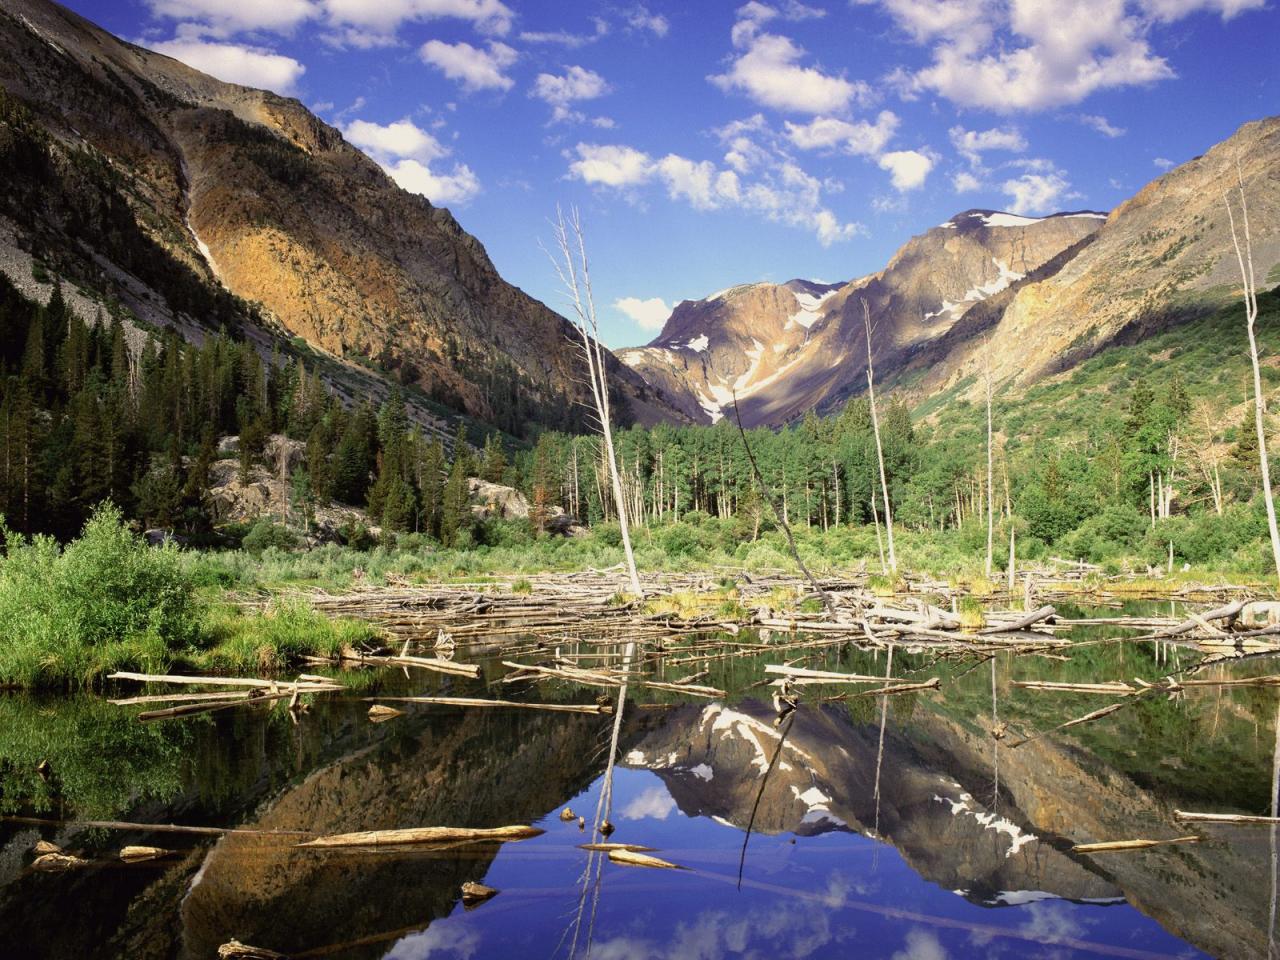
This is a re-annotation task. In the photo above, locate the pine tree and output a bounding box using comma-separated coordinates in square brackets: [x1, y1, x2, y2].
[480, 432, 507, 483]
[439, 454, 471, 547]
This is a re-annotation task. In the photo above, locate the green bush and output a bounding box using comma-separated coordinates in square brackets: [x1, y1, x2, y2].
[242, 519, 299, 554]
[0, 504, 201, 687]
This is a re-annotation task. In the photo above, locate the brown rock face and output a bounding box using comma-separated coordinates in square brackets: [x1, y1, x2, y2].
[620, 213, 1103, 427]
[0, 0, 684, 433]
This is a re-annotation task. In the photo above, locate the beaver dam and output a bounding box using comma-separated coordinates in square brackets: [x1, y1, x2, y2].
[4, 567, 1280, 959]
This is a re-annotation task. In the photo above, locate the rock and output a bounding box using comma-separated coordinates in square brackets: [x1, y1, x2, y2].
[265, 434, 306, 480]
[217, 435, 239, 457]
[468, 478, 531, 520]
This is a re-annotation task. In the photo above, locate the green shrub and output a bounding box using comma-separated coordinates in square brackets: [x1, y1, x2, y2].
[242, 519, 299, 554]
[0, 504, 201, 687]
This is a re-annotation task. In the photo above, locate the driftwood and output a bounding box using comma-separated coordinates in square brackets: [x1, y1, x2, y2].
[608, 849, 685, 870]
[358, 653, 480, 679]
[298, 825, 544, 848]
[109, 672, 341, 691]
[1174, 810, 1280, 825]
[1012, 681, 1136, 695]
[1072, 836, 1201, 853]
[32, 840, 60, 855]
[367, 704, 406, 722]
[368, 696, 612, 715]
[1008, 701, 1128, 748]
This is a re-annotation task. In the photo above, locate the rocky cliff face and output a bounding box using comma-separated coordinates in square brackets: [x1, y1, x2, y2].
[0, 0, 684, 433]
[620, 212, 1103, 426]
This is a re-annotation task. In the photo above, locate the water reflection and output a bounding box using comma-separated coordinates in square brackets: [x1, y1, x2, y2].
[1, 609, 1278, 959]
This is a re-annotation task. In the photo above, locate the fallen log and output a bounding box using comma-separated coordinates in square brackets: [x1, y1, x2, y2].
[298, 825, 544, 848]
[608, 849, 685, 870]
[979, 605, 1055, 634]
[1156, 600, 1248, 638]
[110, 671, 342, 690]
[4, 815, 312, 838]
[367, 696, 612, 715]
[1174, 810, 1280, 825]
[1072, 836, 1201, 853]
[138, 694, 295, 721]
[1011, 681, 1136, 695]
[851, 678, 941, 698]
[764, 665, 896, 683]
[1009, 701, 1128, 748]
[361, 654, 481, 679]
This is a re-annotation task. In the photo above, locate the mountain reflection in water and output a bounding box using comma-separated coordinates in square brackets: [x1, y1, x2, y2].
[1, 615, 1276, 959]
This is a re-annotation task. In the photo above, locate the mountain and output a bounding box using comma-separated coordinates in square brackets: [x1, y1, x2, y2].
[621, 211, 1105, 426]
[621, 115, 1280, 428]
[0, 0, 684, 436]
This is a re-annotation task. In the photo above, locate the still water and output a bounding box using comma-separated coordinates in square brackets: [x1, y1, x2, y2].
[1, 606, 1276, 959]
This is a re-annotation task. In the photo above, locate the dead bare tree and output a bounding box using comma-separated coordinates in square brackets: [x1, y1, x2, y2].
[1224, 167, 1280, 586]
[983, 339, 995, 578]
[545, 207, 643, 596]
[863, 299, 896, 572]
[1190, 398, 1225, 515]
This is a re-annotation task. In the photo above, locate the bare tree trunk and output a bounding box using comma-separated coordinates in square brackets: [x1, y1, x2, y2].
[1225, 171, 1280, 587]
[863, 299, 896, 571]
[984, 342, 994, 578]
[547, 207, 643, 596]
[871, 485, 886, 574]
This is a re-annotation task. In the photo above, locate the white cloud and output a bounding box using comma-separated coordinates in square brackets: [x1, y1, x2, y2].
[785, 110, 899, 155]
[710, 4, 865, 114]
[568, 141, 858, 246]
[419, 39, 517, 91]
[1153, 156, 1175, 169]
[616, 296, 672, 330]
[1002, 169, 1071, 214]
[878, 149, 933, 190]
[621, 786, 677, 820]
[343, 117, 480, 205]
[520, 18, 608, 47]
[953, 170, 981, 192]
[531, 66, 611, 122]
[147, 38, 307, 92]
[948, 125, 1026, 165]
[321, 0, 514, 36]
[569, 143, 654, 186]
[147, 0, 318, 35]
[891, 928, 950, 960]
[1076, 113, 1125, 137]
[343, 118, 448, 163]
[384, 158, 481, 204]
[626, 5, 671, 35]
[1139, 0, 1265, 21]
[875, 0, 1201, 112]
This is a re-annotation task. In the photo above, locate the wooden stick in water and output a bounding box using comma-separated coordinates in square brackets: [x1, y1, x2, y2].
[298, 825, 544, 848]
[1072, 836, 1201, 853]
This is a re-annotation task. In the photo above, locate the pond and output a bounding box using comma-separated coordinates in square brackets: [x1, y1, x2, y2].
[1, 603, 1276, 959]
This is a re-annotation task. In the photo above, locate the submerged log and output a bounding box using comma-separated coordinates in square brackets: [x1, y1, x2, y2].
[218, 941, 287, 960]
[298, 825, 544, 848]
[1174, 810, 1280, 825]
[608, 849, 685, 870]
[579, 842, 657, 852]
[1072, 836, 1201, 853]
[460, 881, 499, 906]
[31, 852, 89, 871]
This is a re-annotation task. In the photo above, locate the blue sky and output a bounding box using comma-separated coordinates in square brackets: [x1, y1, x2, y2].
[67, 0, 1277, 346]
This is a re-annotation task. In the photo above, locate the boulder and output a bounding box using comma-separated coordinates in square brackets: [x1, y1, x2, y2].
[468, 478, 531, 520]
